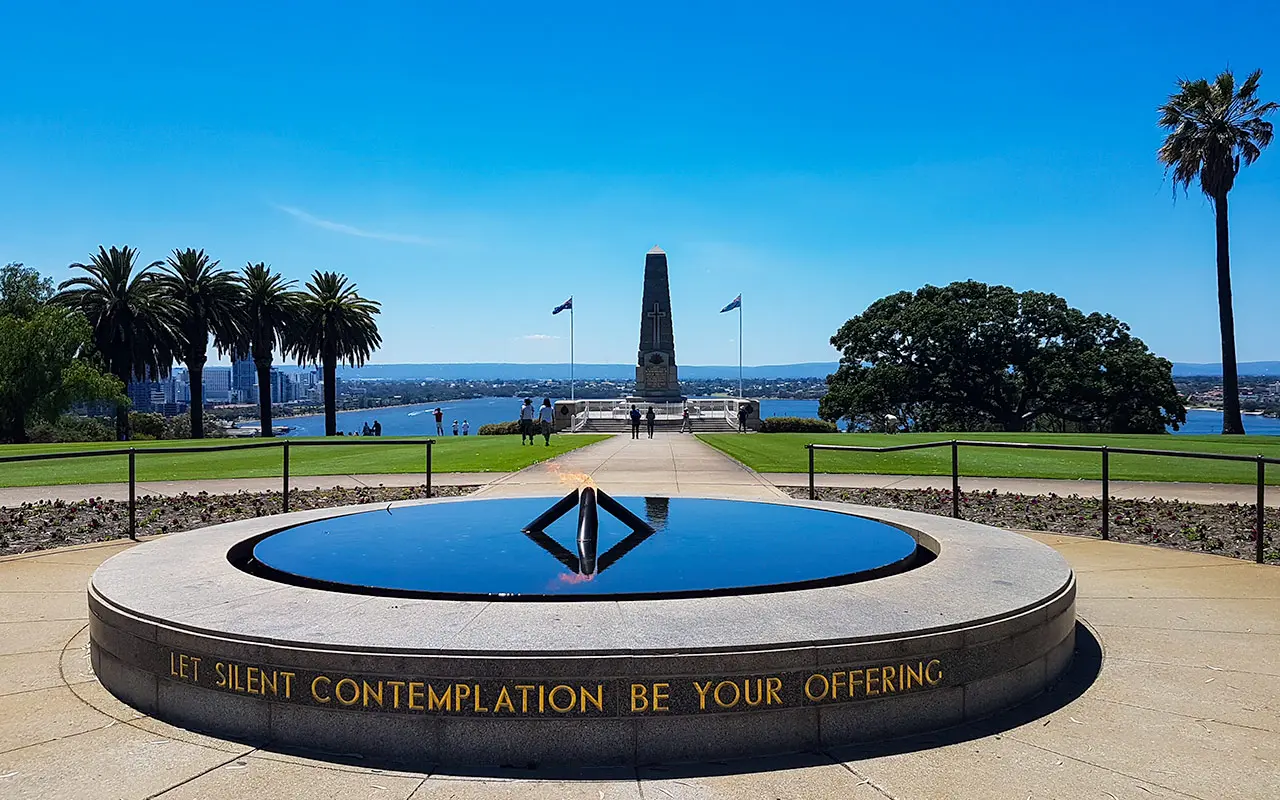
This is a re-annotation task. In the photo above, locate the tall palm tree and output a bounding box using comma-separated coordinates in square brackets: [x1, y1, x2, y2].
[157, 249, 244, 439]
[55, 246, 175, 439]
[1158, 69, 1276, 434]
[239, 263, 301, 437]
[287, 271, 381, 436]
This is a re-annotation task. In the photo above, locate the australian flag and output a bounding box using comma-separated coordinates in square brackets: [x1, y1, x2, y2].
[720, 294, 741, 313]
[552, 296, 573, 315]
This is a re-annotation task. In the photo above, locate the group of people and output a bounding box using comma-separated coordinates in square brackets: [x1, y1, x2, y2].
[520, 397, 556, 445]
[430, 408, 470, 436]
[629, 402, 752, 437]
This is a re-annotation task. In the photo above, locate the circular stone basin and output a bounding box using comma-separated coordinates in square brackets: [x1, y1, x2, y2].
[241, 497, 922, 599]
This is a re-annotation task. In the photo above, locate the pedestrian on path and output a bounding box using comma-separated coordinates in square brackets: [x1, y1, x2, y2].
[646, 406, 656, 439]
[630, 405, 641, 439]
[538, 397, 555, 445]
[434, 408, 444, 436]
[519, 398, 535, 445]
[680, 407, 692, 433]
[738, 403, 749, 432]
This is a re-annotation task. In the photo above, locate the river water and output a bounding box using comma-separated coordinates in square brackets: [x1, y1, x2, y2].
[275, 399, 1280, 437]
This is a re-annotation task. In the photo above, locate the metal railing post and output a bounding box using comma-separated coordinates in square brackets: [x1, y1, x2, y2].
[282, 441, 290, 514]
[1257, 456, 1266, 565]
[1101, 446, 1110, 541]
[128, 448, 137, 541]
[426, 439, 433, 498]
[951, 440, 960, 519]
[808, 445, 816, 500]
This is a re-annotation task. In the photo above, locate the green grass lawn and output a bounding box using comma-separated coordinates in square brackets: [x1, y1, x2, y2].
[698, 432, 1280, 486]
[0, 435, 609, 488]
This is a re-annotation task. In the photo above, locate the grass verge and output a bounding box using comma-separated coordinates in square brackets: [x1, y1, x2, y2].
[0, 434, 610, 488]
[698, 432, 1280, 486]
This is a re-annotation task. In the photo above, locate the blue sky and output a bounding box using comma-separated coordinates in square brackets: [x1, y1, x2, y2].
[2, 1, 1278, 366]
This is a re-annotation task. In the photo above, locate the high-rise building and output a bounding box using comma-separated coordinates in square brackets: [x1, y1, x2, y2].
[231, 356, 256, 404]
[203, 368, 232, 404]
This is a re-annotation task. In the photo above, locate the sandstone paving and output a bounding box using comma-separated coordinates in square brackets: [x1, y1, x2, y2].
[1, 438, 1278, 797]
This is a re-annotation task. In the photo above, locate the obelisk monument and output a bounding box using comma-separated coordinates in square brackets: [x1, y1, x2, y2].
[633, 246, 682, 400]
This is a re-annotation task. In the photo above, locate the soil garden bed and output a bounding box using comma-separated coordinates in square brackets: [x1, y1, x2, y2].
[0, 484, 477, 556]
[784, 487, 1279, 566]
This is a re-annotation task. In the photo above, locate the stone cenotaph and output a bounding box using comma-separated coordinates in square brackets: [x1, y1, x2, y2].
[632, 246, 683, 401]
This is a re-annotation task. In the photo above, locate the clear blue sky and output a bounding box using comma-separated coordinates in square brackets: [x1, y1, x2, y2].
[2, 1, 1277, 366]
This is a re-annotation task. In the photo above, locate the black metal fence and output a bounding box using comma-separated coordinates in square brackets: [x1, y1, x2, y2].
[0, 438, 436, 541]
[805, 440, 1277, 564]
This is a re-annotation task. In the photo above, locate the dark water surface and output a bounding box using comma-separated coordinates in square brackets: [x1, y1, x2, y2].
[249, 497, 920, 598]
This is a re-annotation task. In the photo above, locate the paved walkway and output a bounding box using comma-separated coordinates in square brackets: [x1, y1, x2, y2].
[0, 435, 1278, 797]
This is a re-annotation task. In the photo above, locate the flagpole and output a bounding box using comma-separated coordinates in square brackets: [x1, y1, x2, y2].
[570, 301, 575, 401]
[738, 295, 743, 399]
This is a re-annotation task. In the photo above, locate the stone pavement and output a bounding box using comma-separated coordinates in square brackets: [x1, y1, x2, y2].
[0, 435, 1278, 797]
[475, 431, 787, 499]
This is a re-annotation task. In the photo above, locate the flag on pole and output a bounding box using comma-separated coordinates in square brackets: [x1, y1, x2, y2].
[552, 296, 573, 315]
[720, 294, 741, 313]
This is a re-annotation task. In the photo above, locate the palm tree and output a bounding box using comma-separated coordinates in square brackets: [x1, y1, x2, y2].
[239, 263, 301, 437]
[55, 246, 175, 439]
[1158, 69, 1277, 434]
[287, 271, 381, 436]
[157, 249, 244, 439]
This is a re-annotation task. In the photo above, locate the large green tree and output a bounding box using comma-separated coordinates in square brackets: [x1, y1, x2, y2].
[157, 249, 243, 439]
[55, 246, 176, 439]
[287, 271, 381, 436]
[820, 281, 1186, 434]
[0, 264, 123, 443]
[1158, 69, 1276, 435]
[239, 262, 301, 437]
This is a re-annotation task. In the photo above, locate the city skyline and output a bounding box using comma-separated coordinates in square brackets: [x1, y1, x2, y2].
[2, 2, 1278, 367]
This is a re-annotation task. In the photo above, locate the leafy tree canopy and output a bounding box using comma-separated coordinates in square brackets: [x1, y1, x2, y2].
[820, 281, 1187, 434]
[0, 263, 54, 319]
[0, 296, 124, 443]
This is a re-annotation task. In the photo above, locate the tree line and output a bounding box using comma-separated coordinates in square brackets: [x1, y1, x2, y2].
[0, 247, 381, 443]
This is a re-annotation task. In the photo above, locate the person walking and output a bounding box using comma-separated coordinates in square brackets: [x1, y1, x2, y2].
[433, 407, 444, 436]
[462, 419, 470, 436]
[519, 398, 535, 445]
[645, 406, 656, 439]
[737, 403, 749, 432]
[629, 405, 641, 439]
[537, 397, 555, 446]
[452, 420, 459, 436]
[680, 407, 692, 434]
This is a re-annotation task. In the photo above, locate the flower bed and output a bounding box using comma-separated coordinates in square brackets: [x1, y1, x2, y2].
[0, 484, 477, 556]
[785, 486, 1278, 565]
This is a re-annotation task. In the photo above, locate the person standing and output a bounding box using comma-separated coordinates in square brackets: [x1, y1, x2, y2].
[629, 405, 641, 439]
[737, 403, 749, 432]
[645, 406, 656, 439]
[519, 398, 535, 445]
[537, 397, 554, 446]
[452, 420, 459, 436]
[680, 407, 692, 434]
[433, 407, 444, 436]
[462, 419, 470, 436]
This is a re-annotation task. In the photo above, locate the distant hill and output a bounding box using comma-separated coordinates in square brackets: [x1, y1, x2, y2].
[1172, 361, 1280, 377]
[325, 362, 840, 381]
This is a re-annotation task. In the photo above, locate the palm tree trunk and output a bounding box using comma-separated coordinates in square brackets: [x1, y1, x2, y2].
[256, 358, 273, 437]
[188, 355, 207, 440]
[1213, 194, 1245, 435]
[114, 367, 131, 440]
[323, 354, 337, 436]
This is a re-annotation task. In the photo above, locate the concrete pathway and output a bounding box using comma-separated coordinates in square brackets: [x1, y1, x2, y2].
[476, 431, 787, 499]
[2, 531, 1276, 798]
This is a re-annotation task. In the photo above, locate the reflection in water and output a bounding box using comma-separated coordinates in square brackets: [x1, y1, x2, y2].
[644, 497, 670, 532]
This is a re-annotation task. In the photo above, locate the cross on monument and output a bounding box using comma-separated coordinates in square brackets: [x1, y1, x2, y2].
[647, 303, 667, 347]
